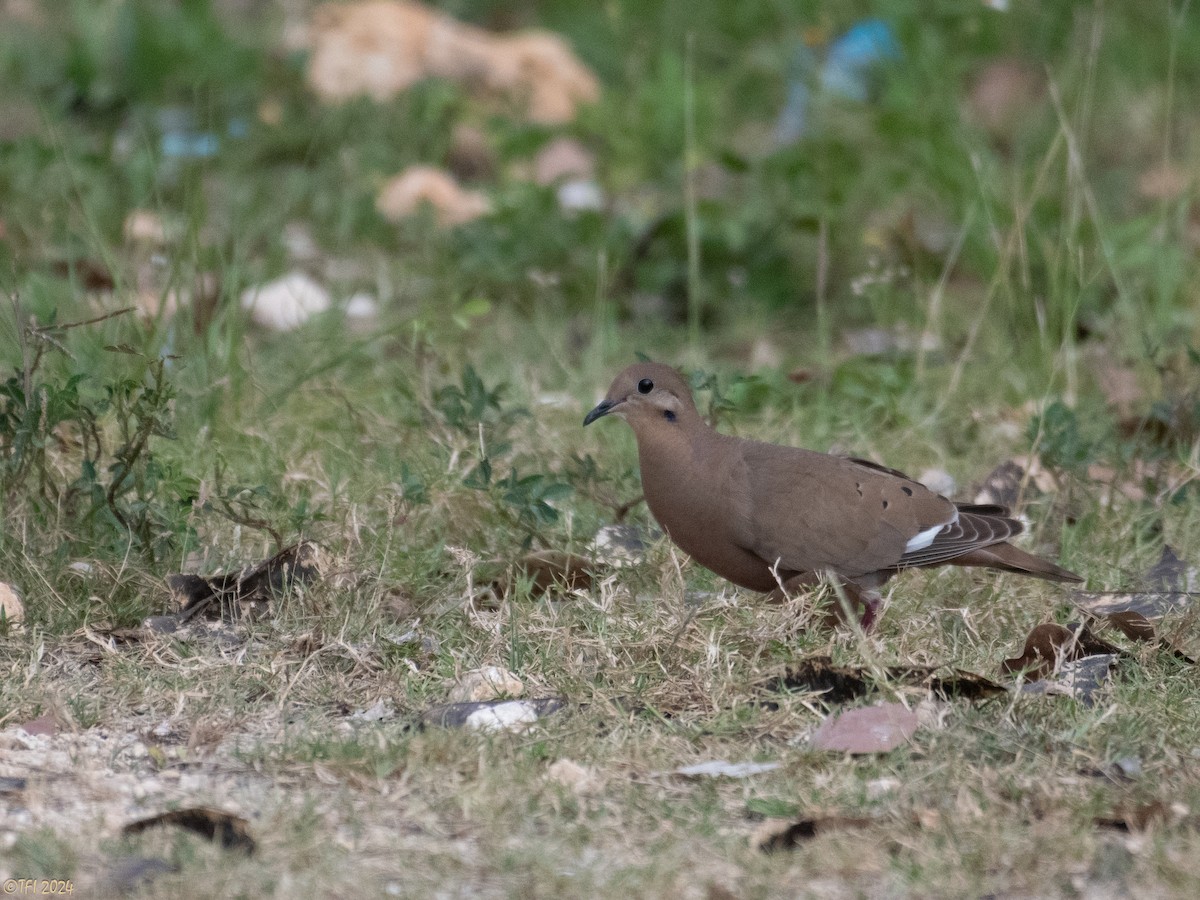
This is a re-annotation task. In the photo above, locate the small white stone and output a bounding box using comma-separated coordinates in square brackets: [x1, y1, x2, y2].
[344, 292, 378, 320]
[465, 701, 539, 733]
[240, 271, 332, 332]
[556, 179, 604, 213]
[918, 468, 957, 498]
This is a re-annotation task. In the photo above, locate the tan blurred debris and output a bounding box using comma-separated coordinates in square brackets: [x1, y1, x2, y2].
[546, 759, 597, 794]
[307, 1, 599, 124]
[532, 137, 596, 185]
[123, 210, 169, 246]
[448, 665, 524, 703]
[1091, 354, 1144, 416]
[376, 165, 491, 227]
[0, 582, 24, 627]
[966, 59, 1044, 141]
[1137, 162, 1192, 202]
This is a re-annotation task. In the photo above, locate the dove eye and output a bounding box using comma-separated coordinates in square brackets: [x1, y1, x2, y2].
[637, 378, 654, 394]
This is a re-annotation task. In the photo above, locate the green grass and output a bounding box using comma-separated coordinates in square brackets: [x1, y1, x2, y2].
[2, 0, 1200, 896]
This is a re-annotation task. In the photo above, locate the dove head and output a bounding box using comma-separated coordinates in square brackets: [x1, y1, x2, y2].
[583, 363, 701, 434]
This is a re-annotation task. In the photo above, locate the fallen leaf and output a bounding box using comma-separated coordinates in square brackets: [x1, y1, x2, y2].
[490, 550, 595, 599]
[810, 703, 918, 754]
[1019, 654, 1117, 705]
[1073, 590, 1197, 622]
[669, 760, 782, 779]
[767, 656, 1007, 704]
[754, 815, 874, 853]
[1001, 622, 1122, 678]
[376, 166, 491, 227]
[50, 257, 114, 290]
[165, 541, 327, 622]
[1096, 800, 1177, 833]
[123, 807, 256, 854]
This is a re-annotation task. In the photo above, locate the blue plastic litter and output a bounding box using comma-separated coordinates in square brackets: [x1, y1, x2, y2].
[775, 18, 901, 144]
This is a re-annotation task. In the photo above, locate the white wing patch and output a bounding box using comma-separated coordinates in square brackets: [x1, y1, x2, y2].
[904, 508, 959, 554]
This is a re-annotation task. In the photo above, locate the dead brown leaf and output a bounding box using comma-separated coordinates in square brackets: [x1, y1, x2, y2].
[1001, 623, 1121, 678]
[166, 541, 327, 622]
[489, 550, 595, 600]
[50, 257, 115, 291]
[123, 807, 256, 854]
[1095, 799, 1176, 833]
[1073, 590, 1197, 622]
[754, 815, 874, 853]
[446, 123, 496, 181]
[767, 656, 1007, 704]
[1018, 654, 1117, 705]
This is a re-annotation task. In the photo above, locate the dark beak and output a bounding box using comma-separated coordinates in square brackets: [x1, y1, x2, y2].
[583, 399, 619, 426]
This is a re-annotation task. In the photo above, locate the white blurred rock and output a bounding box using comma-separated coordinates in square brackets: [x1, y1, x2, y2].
[465, 700, 539, 733]
[918, 468, 957, 498]
[556, 179, 604, 214]
[240, 271, 332, 332]
[449, 665, 524, 703]
[344, 292, 379, 321]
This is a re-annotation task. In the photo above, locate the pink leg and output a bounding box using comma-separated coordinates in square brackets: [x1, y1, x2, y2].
[767, 574, 882, 630]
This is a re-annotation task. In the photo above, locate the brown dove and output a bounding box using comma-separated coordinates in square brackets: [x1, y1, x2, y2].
[584, 363, 1081, 627]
